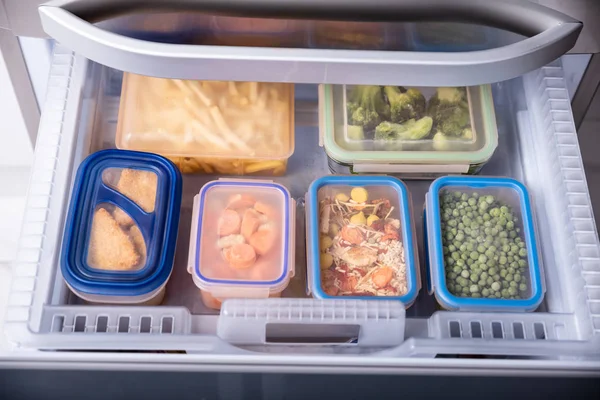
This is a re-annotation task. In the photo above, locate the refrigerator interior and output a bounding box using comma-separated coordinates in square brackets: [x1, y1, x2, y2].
[3, 43, 599, 370]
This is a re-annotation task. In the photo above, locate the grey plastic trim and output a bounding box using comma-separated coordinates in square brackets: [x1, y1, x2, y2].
[38, 0, 582, 85]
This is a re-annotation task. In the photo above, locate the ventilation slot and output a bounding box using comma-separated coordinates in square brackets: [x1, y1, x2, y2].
[140, 316, 152, 333]
[161, 317, 174, 334]
[118, 316, 130, 333]
[449, 321, 462, 338]
[74, 316, 86, 333]
[470, 321, 482, 338]
[513, 322, 525, 339]
[534, 322, 546, 340]
[491, 322, 504, 339]
[52, 315, 65, 333]
[96, 316, 108, 333]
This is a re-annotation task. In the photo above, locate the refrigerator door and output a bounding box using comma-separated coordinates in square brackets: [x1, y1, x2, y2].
[35, 0, 582, 86]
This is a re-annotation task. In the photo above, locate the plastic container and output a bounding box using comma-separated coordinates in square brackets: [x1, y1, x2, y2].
[424, 176, 545, 312]
[116, 74, 295, 176]
[60, 149, 182, 305]
[320, 85, 498, 178]
[306, 175, 420, 307]
[207, 16, 307, 47]
[188, 179, 295, 310]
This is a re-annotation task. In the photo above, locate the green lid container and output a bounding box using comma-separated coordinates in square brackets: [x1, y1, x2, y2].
[319, 84, 498, 178]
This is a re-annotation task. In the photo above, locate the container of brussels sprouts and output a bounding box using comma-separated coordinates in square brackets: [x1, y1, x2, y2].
[424, 176, 545, 312]
[319, 84, 498, 178]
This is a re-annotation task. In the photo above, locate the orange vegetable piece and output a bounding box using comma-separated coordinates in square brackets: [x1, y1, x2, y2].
[241, 209, 262, 241]
[248, 229, 276, 256]
[218, 209, 241, 236]
[372, 267, 394, 288]
[228, 243, 257, 269]
[227, 194, 256, 210]
[254, 201, 276, 218]
[222, 247, 233, 263]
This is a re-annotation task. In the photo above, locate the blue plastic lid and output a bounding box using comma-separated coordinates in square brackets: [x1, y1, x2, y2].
[61, 149, 182, 297]
[307, 176, 420, 305]
[194, 180, 293, 290]
[425, 176, 544, 312]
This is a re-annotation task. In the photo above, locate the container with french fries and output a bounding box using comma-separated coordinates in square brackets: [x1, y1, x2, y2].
[116, 74, 295, 175]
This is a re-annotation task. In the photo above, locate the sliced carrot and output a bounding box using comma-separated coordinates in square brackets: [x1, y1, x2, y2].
[222, 247, 233, 263]
[227, 194, 256, 210]
[241, 209, 261, 241]
[228, 243, 257, 269]
[248, 229, 276, 256]
[254, 201, 276, 218]
[218, 209, 241, 236]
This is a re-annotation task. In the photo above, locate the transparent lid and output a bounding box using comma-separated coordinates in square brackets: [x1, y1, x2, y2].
[322, 85, 498, 164]
[193, 180, 293, 293]
[306, 176, 419, 304]
[61, 150, 182, 297]
[425, 176, 544, 312]
[116, 74, 294, 160]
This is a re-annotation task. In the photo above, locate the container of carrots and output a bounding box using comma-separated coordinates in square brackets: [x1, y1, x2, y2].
[116, 73, 295, 175]
[188, 179, 295, 310]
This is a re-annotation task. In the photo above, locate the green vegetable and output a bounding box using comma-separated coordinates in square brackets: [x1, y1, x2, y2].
[374, 117, 433, 142]
[346, 86, 390, 131]
[346, 125, 365, 141]
[439, 190, 531, 301]
[427, 87, 471, 137]
[383, 86, 426, 124]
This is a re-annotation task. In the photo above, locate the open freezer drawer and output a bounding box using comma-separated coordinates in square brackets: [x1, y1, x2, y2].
[2, 43, 600, 375]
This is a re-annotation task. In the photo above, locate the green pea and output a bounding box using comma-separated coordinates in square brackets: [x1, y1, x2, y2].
[468, 198, 476, 206]
[508, 267, 515, 275]
[486, 277, 494, 285]
[461, 270, 470, 278]
[482, 288, 490, 297]
[499, 256, 507, 265]
[478, 254, 488, 263]
[506, 221, 514, 230]
[470, 284, 480, 293]
[470, 274, 479, 283]
[488, 267, 498, 275]
[519, 283, 528, 292]
[500, 269, 508, 278]
[449, 272, 458, 280]
[508, 287, 518, 296]
[470, 251, 479, 260]
[519, 248, 527, 257]
[453, 266, 462, 274]
[506, 274, 513, 282]
[509, 231, 517, 239]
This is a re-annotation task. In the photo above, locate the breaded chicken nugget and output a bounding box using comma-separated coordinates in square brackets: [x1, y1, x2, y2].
[113, 169, 158, 227]
[87, 208, 140, 270]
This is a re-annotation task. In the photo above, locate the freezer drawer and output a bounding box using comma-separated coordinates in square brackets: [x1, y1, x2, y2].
[2, 44, 600, 376]
[29, 0, 582, 86]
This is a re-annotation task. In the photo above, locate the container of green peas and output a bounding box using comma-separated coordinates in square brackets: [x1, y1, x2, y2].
[424, 176, 545, 312]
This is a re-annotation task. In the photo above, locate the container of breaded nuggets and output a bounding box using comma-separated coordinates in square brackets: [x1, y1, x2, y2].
[61, 149, 182, 305]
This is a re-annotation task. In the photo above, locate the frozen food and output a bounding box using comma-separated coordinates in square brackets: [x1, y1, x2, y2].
[112, 168, 158, 227]
[117, 75, 294, 175]
[87, 208, 140, 270]
[217, 193, 279, 270]
[345, 86, 472, 151]
[318, 187, 408, 297]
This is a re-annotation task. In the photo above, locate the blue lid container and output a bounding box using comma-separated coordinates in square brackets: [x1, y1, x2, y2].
[61, 149, 182, 304]
[425, 176, 545, 312]
[306, 176, 420, 307]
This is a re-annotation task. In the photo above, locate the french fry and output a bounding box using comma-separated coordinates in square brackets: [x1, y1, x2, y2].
[244, 160, 285, 174]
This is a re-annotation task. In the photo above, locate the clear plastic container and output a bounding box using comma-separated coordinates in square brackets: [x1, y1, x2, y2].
[61, 149, 182, 305]
[424, 176, 545, 312]
[188, 179, 295, 310]
[305, 176, 420, 307]
[320, 85, 498, 178]
[116, 74, 295, 176]
[208, 16, 307, 47]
